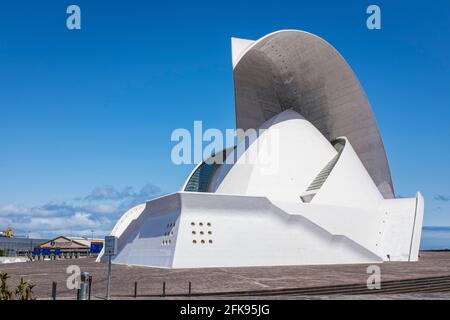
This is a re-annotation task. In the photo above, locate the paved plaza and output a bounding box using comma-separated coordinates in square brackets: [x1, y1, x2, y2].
[1, 251, 449, 299]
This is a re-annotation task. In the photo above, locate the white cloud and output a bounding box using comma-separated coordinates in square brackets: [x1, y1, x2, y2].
[84, 184, 160, 201]
[85, 203, 118, 214]
[0, 183, 161, 239]
[0, 204, 28, 216]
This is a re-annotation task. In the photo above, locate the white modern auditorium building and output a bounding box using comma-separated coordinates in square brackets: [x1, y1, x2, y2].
[98, 30, 424, 268]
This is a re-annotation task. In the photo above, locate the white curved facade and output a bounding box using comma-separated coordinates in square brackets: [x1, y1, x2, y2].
[210, 110, 337, 203]
[98, 30, 424, 268]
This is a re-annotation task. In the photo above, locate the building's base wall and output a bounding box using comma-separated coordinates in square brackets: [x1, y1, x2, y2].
[379, 192, 424, 262]
[99, 192, 394, 268]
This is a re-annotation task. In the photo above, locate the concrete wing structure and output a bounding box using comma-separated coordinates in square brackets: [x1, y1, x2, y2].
[97, 30, 424, 268]
[232, 31, 394, 199]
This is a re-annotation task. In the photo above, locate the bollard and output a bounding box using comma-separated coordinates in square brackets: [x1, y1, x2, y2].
[134, 281, 138, 298]
[51, 282, 57, 300]
[77, 289, 80, 300]
[162, 282, 166, 297]
[79, 272, 89, 300]
[88, 276, 92, 300]
[188, 282, 191, 297]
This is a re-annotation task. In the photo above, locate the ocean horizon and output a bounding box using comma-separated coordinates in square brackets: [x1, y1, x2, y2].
[421, 226, 450, 250]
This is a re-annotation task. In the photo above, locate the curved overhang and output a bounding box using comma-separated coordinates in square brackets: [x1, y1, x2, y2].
[232, 30, 394, 199]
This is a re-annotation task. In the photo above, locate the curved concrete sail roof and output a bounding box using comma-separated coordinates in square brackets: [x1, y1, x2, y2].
[232, 30, 394, 199]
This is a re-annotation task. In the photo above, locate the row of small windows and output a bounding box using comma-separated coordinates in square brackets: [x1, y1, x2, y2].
[161, 239, 172, 246]
[192, 239, 213, 244]
[166, 222, 176, 229]
[165, 231, 174, 236]
[192, 231, 212, 235]
[191, 222, 211, 227]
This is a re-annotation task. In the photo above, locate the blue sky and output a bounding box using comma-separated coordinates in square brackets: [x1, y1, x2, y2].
[0, 0, 449, 238]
